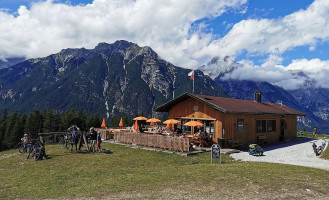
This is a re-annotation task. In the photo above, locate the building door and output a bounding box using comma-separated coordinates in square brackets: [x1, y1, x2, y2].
[280, 119, 286, 141]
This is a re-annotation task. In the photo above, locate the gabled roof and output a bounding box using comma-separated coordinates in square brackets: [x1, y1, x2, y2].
[155, 93, 305, 116]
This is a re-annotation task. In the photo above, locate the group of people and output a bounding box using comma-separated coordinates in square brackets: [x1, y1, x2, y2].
[21, 125, 103, 153]
[66, 126, 103, 152]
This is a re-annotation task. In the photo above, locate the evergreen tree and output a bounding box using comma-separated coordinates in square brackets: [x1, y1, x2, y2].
[61, 108, 76, 130]
[25, 110, 43, 139]
[4, 111, 19, 148]
[110, 116, 120, 128]
[0, 110, 8, 150]
[76, 109, 86, 131]
[53, 113, 61, 132]
[43, 108, 54, 133]
[91, 113, 101, 128]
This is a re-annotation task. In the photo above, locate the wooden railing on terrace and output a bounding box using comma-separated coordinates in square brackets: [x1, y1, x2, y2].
[113, 131, 190, 152]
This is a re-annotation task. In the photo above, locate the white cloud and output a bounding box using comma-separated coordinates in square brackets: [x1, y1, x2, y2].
[0, 0, 247, 68]
[221, 56, 329, 90]
[210, 0, 329, 58]
[1, 0, 329, 90]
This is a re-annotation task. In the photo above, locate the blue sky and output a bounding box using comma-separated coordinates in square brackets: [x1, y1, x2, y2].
[0, 0, 328, 89]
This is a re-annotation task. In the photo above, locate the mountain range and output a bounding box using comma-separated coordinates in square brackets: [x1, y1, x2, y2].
[0, 40, 226, 119]
[199, 56, 329, 132]
[0, 40, 327, 132]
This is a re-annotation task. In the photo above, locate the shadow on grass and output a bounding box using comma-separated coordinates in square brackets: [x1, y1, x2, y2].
[45, 149, 113, 160]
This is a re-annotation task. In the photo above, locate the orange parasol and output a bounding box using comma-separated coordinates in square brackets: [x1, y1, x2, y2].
[101, 118, 106, 128]
[133, 116, 148, 121]
[184, 121, 204, 127]
[166, 123, 172, 130]
[146, 118, 161, 126]
[133, 120, 139, 130]
[184, 120, 203, 135]
[119, 117, 124, 127]
[163, 119, 180, 124]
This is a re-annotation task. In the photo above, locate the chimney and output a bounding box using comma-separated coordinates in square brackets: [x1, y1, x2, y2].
[254, 90, 262, 103]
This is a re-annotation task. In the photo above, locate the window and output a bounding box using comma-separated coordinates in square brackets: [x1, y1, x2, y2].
[237, 119, 244, 134]
[256, 119, 276, 133]
[256, 120, 266, 133]
[204, 121, 214, 136]
[267, 120, 276, 132]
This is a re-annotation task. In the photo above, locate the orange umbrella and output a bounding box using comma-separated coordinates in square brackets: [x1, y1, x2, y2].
[184, 121, 204, 127]
[133, 120, 139, 130]
[163, 119, 180, 124]
[184, 120, 203, 135]
[133, 116, 148, 121]
[166, 123, 172, 130]
[101, 118, 106, 128]
[146, 118, 161, 126]
[119, 117, 124, 127]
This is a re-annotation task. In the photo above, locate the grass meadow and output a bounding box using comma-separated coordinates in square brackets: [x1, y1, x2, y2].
[1, 142, 329, 199]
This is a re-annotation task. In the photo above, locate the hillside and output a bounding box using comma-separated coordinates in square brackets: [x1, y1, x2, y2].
[0, 143, 329, 199]
[0, 40, 227, 117]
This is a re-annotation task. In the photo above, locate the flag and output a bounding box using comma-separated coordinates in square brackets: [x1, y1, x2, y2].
[188, 70, 194, 80]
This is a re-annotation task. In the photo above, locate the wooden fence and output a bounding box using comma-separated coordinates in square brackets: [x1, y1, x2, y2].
[113, 131, 190, 152]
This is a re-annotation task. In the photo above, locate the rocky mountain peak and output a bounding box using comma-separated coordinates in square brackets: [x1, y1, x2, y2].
[198, 56, 242, 79]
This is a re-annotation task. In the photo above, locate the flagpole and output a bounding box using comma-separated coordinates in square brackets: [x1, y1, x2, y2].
[192, 70, 195, 94]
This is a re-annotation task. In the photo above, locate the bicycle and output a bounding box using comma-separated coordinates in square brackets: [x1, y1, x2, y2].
[27, 139, 46, 161]
[15, 142, 30, 154]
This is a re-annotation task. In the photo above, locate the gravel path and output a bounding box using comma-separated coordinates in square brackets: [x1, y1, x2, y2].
[231, 138, 329, 170]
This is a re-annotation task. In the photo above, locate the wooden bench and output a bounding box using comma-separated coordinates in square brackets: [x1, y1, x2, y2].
[228, 139, 242, 149]
[257, 135, 268, 145]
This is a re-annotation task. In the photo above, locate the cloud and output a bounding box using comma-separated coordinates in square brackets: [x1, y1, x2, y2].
[286, 58, 329, 88]
[210, 0, 329, 58]
[221, 55, 329, 90]
[0, 0, 247, 68]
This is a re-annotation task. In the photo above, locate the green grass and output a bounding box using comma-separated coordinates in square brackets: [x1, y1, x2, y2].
[297, 131, 329, 139]
[1, 143, 329, 199]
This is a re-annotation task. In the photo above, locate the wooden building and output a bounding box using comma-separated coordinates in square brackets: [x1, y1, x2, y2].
[155, 92, 305, 147]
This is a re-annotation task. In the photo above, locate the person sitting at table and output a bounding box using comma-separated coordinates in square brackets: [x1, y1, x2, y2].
[195, 129, 202, 137]
[139, 124, 145, 133]
[175, 128, 182, 135]
[157, 126, 163, 133]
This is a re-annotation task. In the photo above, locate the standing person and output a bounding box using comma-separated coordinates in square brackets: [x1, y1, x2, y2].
[21, 134, 29, 152]
[313, 128, 317, 138]
[97, 132, 102, 151]
[67, 125, 80, 151]
[89, 127, 97, 152]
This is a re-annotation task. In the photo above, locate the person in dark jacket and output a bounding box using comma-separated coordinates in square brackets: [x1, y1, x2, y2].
[89, 127, 97, 152]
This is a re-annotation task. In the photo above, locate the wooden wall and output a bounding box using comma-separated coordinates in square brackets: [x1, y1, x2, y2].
[169, 98, 224, 142]
[168, 97, 298, 145]
[283, 115, 297, 138]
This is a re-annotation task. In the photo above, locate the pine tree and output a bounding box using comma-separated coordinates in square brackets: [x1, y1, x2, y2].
[92, 113, 101, 128]
[61, 108, 76, 130]
[0, 109, 8, 150]
[4, 111, 19, 148]
[53, 113, 61, 132]
[43, 108, 54, 133]
[76, 109, 86, 131]
[25, 110, 43, 139]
